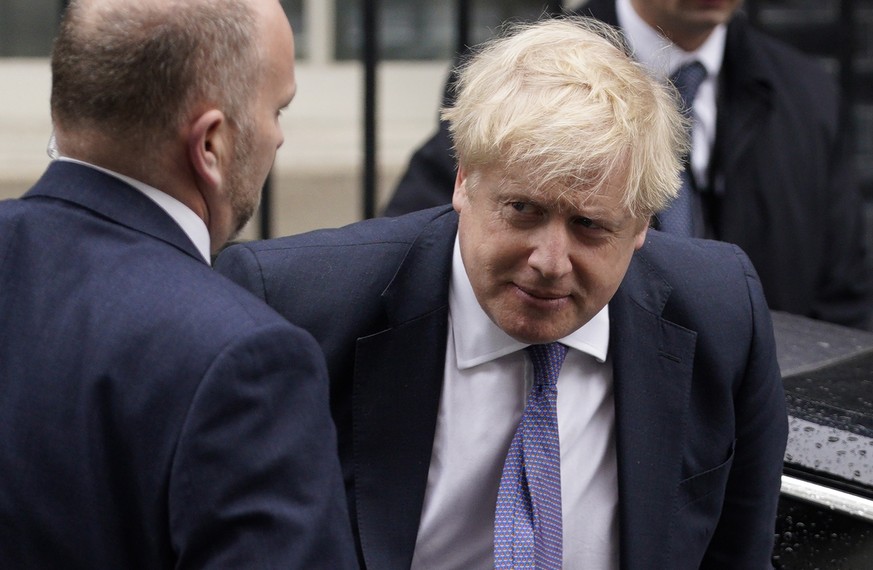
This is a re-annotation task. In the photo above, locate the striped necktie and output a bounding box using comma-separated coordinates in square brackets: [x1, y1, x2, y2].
[658, 60, 707, 236]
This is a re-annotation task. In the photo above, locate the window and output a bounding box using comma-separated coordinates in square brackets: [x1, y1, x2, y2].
[334, 0, 558, 61]
[0, 2, 304, 58]
[0, 0, 60, 57]
[280, 0, 307, 59]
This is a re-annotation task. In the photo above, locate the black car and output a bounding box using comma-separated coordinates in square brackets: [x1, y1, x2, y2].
[771, 312, 873, 568]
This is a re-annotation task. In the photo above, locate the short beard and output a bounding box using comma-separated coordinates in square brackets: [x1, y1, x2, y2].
[225, 116, 261, 241]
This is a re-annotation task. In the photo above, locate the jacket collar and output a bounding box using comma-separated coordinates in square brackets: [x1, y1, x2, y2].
[24, 161, 206, 264]
[717, 13, 773, 173]
[380, 206, 458, 325]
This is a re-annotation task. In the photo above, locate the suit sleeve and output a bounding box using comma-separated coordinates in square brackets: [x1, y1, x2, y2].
[168, 322, 358, 569]
[702, 247, 788, 568]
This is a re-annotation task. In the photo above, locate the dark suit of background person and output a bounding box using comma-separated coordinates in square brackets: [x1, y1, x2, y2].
[0, 0, 356, 567]
[384, 0, 873, 330]
[216, 205, 788, 568]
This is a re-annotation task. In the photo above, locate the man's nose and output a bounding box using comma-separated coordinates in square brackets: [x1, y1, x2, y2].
[528, 222, 573, 280]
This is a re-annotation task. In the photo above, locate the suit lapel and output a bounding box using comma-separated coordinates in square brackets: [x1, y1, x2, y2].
[352, 209, 458, 569]
[609, 250, 697, 569]
[24, 161, 206, 264]
[715, 16, 772, 184]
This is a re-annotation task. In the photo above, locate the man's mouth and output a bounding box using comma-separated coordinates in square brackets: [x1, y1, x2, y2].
[514, 284, 571, 301]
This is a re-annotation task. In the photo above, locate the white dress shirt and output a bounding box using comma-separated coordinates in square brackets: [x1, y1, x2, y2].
[617, 0, 727, 189]
[57, 157, 212, 264]
[410, 235, 619, 569]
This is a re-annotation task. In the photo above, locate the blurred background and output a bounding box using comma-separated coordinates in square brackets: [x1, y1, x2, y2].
[1, 0, 871, 240]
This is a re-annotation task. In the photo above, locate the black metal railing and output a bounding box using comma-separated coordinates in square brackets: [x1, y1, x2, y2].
[362, 0, 379, 220]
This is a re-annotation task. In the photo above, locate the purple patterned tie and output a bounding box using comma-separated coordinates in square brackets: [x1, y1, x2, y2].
[658, 60, 707, 236]
[494, 342, 568, 569]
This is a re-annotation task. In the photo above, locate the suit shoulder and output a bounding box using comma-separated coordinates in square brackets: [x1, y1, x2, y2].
[636, 231, 758, 292]
[216, 205, 456, 298]
[640, 229, 748, 262]
[215, 206, 457, 354]
[162, 258, 311, 339]
[0, 199, 28, 257]
[630, 232, 768, 337]
[118, 259, 325, 395]
[230, 205, 455, 254]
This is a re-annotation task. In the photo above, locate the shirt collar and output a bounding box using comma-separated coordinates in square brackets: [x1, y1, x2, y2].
[616, 0, 727, 80]
[448, 233, 610, 370]
[57, 157, 212, 265]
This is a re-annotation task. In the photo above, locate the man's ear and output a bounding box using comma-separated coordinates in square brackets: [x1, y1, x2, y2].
[452, 164, 469, 214]
[188, 109, 227, 192]
[634, 222, 649, 250]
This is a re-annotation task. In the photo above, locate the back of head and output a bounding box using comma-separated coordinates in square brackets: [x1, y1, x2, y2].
[443, 17, 687, 218]
[51, 0, 260, 156]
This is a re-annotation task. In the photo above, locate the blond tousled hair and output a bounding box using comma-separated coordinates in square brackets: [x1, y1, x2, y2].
[442, 17, 688, 217]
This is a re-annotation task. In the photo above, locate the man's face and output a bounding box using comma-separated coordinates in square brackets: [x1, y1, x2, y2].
[453, 164, 648, 344]
[631, 0, 742, 49]
[225, 0, 297, 239]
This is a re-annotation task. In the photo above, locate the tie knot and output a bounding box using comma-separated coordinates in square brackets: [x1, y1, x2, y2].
[525, 342, 569, 388]
[670, 60, 707, 112]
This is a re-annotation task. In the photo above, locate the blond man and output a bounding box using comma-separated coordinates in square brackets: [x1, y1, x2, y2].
[218, 18, 786, 569]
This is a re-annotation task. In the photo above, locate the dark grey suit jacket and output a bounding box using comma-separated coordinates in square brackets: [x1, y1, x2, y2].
[383, 0, 873, 329]
[217, 205, 788, 569]
[0, 161, 357, 569]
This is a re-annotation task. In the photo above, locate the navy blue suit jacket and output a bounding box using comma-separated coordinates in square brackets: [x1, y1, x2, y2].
[0, 161, 357, 569]
[216, 206, 788, 569]
[383, 0, 873, 329]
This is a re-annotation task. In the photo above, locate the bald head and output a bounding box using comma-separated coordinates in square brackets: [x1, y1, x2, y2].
[50, 0, 264, 157]
[50, 0, 296, 252]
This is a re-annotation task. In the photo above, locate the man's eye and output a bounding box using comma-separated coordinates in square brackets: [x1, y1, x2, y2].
[511, 202, 532, 213]
[573, 216, 601, 229]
